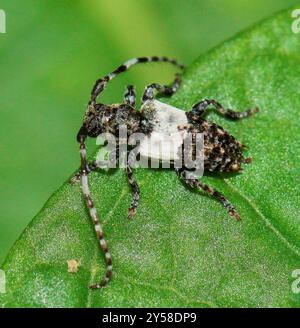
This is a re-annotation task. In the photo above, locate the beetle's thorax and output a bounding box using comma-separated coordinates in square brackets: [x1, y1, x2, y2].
[83, 103, 143, 137]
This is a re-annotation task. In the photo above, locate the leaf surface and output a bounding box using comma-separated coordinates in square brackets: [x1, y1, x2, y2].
[1, 8, 300, 307]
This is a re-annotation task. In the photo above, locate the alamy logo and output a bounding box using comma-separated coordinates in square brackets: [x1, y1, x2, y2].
[94, 125, 205, 180]
[0, 9, 6, 34]
[291, 9, 300, 34]
[0, 270, 6, 293]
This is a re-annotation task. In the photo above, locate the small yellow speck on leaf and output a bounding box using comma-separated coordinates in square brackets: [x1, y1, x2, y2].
[67, 259, 80, 273]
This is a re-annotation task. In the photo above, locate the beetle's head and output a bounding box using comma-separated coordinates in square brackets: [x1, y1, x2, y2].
[77, 102, 111, 142]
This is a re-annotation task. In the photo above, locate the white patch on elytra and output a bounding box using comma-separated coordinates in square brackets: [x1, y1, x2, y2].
[139, 100, 188, 161]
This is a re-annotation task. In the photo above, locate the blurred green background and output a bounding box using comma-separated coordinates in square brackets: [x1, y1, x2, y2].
[0, 0, 298, 264]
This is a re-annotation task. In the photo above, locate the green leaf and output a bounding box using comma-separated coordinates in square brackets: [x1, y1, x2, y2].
[1, 7, 300, 307]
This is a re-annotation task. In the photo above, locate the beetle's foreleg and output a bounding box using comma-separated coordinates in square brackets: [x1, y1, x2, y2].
[78, 140, 113, 289]
[70, 148, 119, 184]
[70, 160, 108, 184]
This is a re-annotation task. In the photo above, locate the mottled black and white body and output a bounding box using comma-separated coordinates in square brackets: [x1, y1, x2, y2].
[75, 56, 258, 289]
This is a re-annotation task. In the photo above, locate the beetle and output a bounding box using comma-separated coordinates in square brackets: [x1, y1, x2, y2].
[74, 56, 259, 289]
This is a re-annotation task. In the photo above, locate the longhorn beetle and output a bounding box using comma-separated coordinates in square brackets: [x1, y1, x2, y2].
[74, 56, 259, 289]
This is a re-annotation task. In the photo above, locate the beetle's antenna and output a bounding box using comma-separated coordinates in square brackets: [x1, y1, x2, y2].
[79, 139, 113, 288]
[90, 56, 185, 103]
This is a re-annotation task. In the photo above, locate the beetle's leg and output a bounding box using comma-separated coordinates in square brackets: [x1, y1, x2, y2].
[126, 153, 140, 219]
[123, 85, 136, 107]
[142, 73, 182, 103]
[175, 167, 241, 221]
[190, 99, 259, 120]
[70, 147, 120, 184]
[72, 147, 141, 219]
[78, 139, 113, 289]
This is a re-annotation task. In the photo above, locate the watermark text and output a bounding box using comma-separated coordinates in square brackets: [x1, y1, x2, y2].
[94, 125, 204, 179]
[0, 270, 6, 293]
[291, 269, 300, 294]
[291, 9, 300, 34]
[0, 9, 6, 34]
